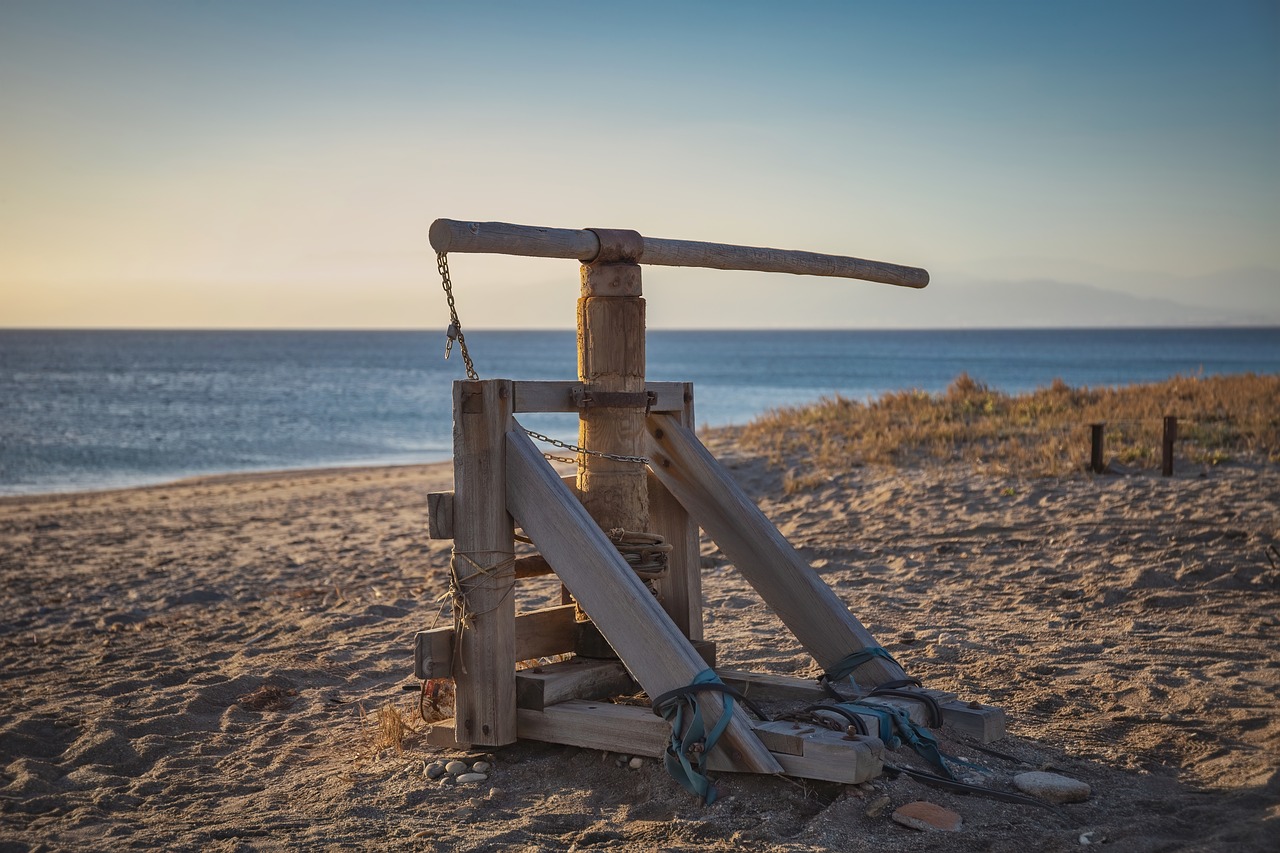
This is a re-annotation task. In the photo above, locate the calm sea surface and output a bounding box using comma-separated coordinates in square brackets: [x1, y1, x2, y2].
[2, 328, 1277, 496]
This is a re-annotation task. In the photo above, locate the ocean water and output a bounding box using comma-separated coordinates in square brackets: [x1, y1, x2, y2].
[1, 328, 1277, 496]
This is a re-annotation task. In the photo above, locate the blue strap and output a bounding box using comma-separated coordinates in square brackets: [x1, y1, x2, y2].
[835, 700, 981, 781]
[822, 646, 903, 692]
[654, 669, 733, 805]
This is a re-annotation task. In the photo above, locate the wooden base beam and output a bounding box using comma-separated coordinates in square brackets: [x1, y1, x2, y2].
[717, 669, 1005, 743]
[426, 700, 883, 785]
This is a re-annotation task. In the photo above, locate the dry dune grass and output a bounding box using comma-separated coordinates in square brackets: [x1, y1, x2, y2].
[739, 373, 1280, 483]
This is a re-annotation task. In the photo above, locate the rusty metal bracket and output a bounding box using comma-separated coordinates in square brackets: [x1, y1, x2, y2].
[569, 388, 657, 411]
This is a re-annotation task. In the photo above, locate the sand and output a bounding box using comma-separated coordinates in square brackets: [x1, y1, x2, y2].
[1, 440, 1277, 851]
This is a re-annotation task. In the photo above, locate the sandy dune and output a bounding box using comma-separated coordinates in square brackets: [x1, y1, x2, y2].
[1, 442, 1276, 851]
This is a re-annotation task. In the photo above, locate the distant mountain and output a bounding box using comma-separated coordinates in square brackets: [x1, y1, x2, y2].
[611, 265, 1280, 329]
[916, 278, 1268, 327]
[958, 261, 1280, 318]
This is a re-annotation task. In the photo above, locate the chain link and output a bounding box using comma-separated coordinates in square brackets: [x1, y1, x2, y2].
[438, 252, 478, 381]
[435, 252, 648, 466]
[522, 429, 650, 465]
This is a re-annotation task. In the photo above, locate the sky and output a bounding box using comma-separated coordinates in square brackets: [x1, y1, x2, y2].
[1, 0, 1277, 329]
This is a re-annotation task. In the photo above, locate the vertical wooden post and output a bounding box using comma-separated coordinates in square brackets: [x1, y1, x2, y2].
[574, 230, 648, 651]
[451, 379, 517, 747]
[1162, 415, 1177, 477]
[576, 234, 649, 532]
[648, 382, 703, 640]
[1090, 423, 1105, 474]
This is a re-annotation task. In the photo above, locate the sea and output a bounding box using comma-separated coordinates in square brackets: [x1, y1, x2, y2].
[1, 328, 1277, 496]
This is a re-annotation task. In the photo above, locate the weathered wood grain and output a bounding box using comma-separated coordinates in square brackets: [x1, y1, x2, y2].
[505, 427, 781, 774]
[644, 415, 907, 687]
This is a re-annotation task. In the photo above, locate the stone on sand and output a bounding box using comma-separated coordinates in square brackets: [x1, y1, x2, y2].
[444, 760, 468, 775]
[456, 772, 488, 784]
[1013, 771, 1091, 803]
[891, 801, 962, 832]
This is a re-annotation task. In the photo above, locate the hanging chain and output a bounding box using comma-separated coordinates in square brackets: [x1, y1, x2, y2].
[438, 252, 478, 381]
[522, 429, 650, 465]
[435, 252, 648, 466]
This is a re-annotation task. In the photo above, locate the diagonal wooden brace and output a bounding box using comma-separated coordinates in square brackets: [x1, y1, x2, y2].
[643, 414, 908, 687]
[505, 426, 782, 775]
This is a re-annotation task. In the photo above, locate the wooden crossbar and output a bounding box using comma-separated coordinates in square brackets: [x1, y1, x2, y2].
[429, 219, 929, 289]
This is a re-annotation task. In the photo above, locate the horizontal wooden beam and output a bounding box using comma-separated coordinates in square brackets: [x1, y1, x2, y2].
[429, 219, 929, 289]
[429, 700, 883, 784]
[515, 658, 637, 712]
[414, 604, 578, 679]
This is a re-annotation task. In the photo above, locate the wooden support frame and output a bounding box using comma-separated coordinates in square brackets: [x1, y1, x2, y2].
[505, 425, 782, 775]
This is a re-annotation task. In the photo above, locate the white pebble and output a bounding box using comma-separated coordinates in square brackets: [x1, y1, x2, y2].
[444, 760, 469, 775]
[456, 772, 488, 784]
[472, 761, 492, 773]
[628, 757, 644, 770]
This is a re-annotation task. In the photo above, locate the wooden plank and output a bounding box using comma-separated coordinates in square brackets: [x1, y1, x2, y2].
[940, 700, 1006, 743]
[645, 415, 908, 688]
[513, 554, 554, 578]
[514, 701, 883, 784]
[428, 218, 929, 289]
[516, 701, 668, 757]
[505, 427, 781, 775]
[414, 604, 579, 679]
[427, 491, 454, 540]
[413, 627, 454, 680]
[515, 658, 636, 711]
[648, 382, 703, 640]
[717, 669, 955, 706]
[751, 720, 884, 783]
[450, 379, 517, 747]
[424, 720, 461, 749]
[512, 380, 688, 414]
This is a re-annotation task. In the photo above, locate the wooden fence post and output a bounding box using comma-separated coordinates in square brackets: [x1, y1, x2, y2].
[1090, 423, 1105, 474]
[1162, 415, 1178, 477]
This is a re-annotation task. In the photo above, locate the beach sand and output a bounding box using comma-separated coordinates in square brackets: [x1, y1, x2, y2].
[1, 441, 1277, 851]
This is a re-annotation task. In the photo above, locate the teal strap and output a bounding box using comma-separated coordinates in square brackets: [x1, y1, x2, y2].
[836, 699, 977, 781]
[654, 669, 734, 804]
[823, 646, 903, 692]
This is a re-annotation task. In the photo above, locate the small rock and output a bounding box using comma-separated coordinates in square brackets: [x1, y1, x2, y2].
[455, 806, 475, 820]
[425, 762, 446, 780]
[455, 772, 488, 784]
[891, 801, 962, 832]
[472, 761, 492, 773]
[1013, 771, 1091, 804]
[865, 795, 891, 818]
[486, 787, 503, 801]
[628, 757, 644, 770]
[444, 760, 469, 775]
[1079, 830, 1105, 845]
